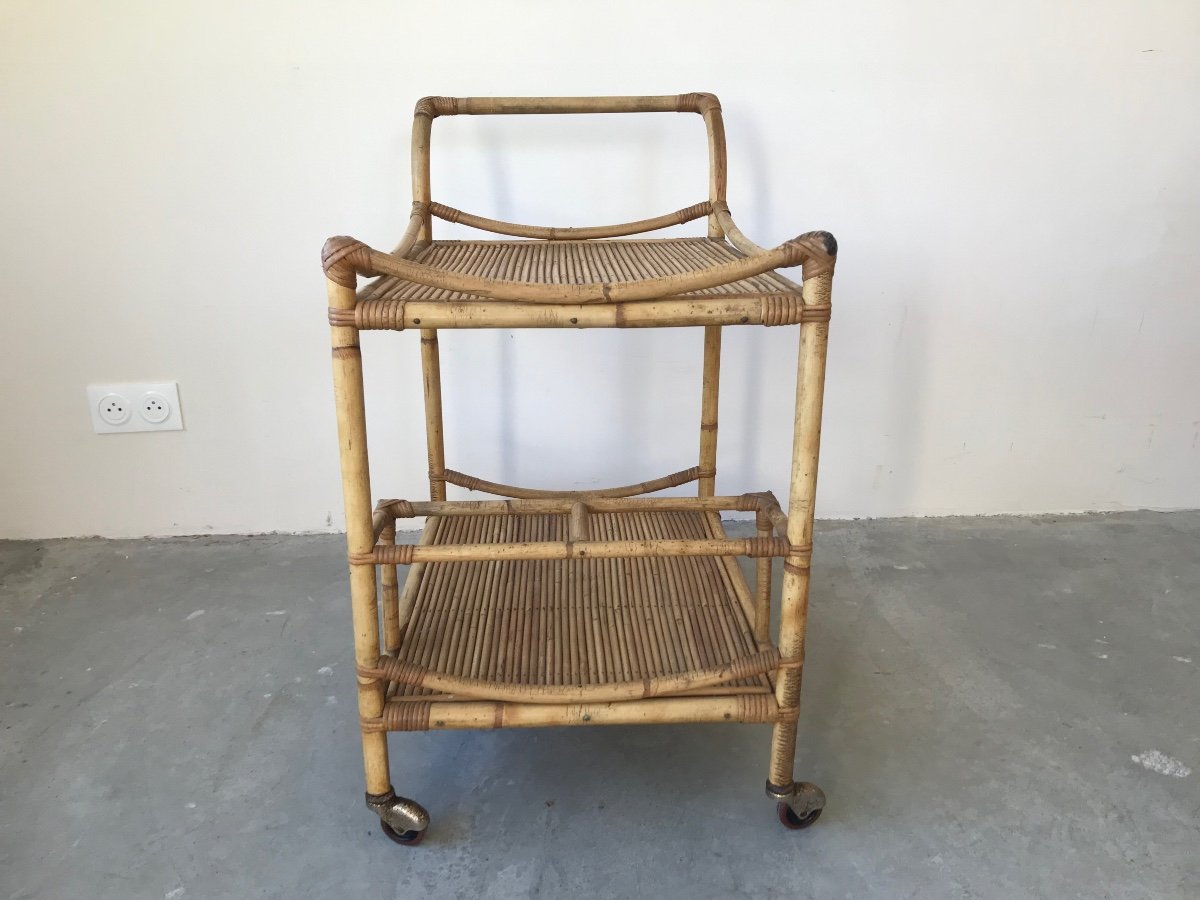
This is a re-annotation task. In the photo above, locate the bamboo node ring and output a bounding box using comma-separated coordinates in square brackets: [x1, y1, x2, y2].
[382, 702, 433, 732]
[429, 201, 460, 223]
[355, 299, 406, 331]
[747, 537, 789, 558]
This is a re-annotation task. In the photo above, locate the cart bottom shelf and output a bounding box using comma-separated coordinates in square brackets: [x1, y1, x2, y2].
[377, 508, 777, 729]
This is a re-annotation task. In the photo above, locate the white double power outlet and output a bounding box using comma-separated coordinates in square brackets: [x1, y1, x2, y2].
[87, 382, 184, 433]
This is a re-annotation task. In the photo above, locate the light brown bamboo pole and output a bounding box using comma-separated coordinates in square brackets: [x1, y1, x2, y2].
[712, 204, 805, 293]
[698, 325, 722, 496]
[429, 201, 710, 241]
[567, 501, 590, 542]
[703, 510, 760, 634]
[768, 235, 836, 792]
[381, 494, 763, 518]
[322, 232, 831, 305]
[364, 647, 779, 705]
[395, 515, 443, 636]
[411, 106, 433, 241]
[428, 95, 694, 116]
[357, 535, 790, 566]
[370, 694, 779, 732]
[439, 465, 701, 500]
[379, 521, 401, 654]
[420, 330, 447, 500]
[335, 295, 831, 331]
[754, 508, 773, 645]
[712, 201, 766, 256]
[703, 100, 728, 239]
[389, 203, 426, 257]
[326, 262, 391, 797]
[371, 506, 391, 542]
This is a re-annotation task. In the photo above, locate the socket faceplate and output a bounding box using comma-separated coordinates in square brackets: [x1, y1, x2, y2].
[87, 382, 184, 433]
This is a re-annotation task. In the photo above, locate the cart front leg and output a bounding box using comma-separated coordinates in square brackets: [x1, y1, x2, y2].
[766, 239, 835, 829]
[326, 251, 429, 845]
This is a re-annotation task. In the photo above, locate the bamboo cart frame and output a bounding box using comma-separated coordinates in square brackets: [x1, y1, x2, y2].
[324, 93, 837, 844]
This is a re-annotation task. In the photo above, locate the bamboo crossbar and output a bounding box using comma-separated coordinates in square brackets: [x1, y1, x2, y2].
[360, 647, 781, 705]
[380, 494, 765, 518]
[437, 465, 703, 499]
[370, 490, 790, 544]
[364, 694, 780, 733]
[430, 201, 712, 240]
[331, 297, 831, 330]
[352, 534, 794, 566]
[415, 94, 720, 117]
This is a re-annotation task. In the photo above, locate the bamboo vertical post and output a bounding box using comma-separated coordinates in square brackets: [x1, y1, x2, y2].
[326, 259, 392, 797]
[754, 506, 772, 644]
[767, 243, 835, 792]
[412, 104, 434, 241]
[412, 103, 445, 501]
[698, 325, 721, 497]
[379, 520, 401, 653]
[700, 95, 728, 240]
[421, 330, 447, 501]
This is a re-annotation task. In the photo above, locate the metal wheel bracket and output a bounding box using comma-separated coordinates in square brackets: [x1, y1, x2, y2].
[765, 780, 826, 819]
[366, 789, 430, 834]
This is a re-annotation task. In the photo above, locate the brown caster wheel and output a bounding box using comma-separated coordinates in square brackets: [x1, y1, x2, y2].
[381, 821, 427, 846]
[777, 801, 822, 830]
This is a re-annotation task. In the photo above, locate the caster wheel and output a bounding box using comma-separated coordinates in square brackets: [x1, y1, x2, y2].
[381, 821, 426, 846]
[777, 801, 822, 830]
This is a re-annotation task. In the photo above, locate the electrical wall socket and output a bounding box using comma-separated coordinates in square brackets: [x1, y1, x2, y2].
[87, 382, 184, 433]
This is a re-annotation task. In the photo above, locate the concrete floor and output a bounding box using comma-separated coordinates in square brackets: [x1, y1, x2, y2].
[1, 512, 1197, 899]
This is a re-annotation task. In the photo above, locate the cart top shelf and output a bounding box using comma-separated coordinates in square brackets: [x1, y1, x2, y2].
[359, 237, 802, 303]
[323, 94, 836, 331]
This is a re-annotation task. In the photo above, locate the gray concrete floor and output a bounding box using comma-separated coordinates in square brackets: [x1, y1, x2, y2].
[1, 512, 1197, 899]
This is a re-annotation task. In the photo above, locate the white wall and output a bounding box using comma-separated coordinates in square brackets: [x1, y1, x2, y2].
[2, 0, 1198, 539]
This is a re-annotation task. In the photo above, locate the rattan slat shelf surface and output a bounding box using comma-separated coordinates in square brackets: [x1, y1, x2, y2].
[324, 93, 838, 845]
[391, 511, 770, 701]
[359, 238, 801, 304]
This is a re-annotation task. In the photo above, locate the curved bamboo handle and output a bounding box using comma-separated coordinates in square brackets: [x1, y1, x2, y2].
[429, 200, 711, 241]
[438, 465, 702, 499]
[322, 231, 836, 303]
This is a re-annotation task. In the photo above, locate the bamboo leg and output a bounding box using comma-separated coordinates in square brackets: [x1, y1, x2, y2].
[767, 258, 833, 799]
[328, 276, 391, 797]
[698, 325, 721, 497]
[754, 508, 772, 645]
[380, 520, 401, 654]
[421, 329, 447, 501]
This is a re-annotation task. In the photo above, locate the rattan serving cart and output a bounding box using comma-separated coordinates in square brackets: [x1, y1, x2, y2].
[323, 93, 837, 845]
